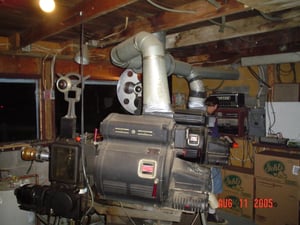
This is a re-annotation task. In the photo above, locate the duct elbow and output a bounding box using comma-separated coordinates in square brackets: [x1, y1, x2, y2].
[188, 79, 206, 110]
[110, 32, 144, 69]
[110, 31, 165, 70]
[136, 32, 172, 114]
[110, 31, 173, 115]
[134, 31, 165, 58]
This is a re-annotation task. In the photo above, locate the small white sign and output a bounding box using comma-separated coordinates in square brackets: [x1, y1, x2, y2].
[292, 165, 300, 176]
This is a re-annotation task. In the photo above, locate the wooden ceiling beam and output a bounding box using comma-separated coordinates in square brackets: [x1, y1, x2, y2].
[167, 8, 300, 49]
[149, 0, 247, 32]
[16, 0, 140, 48]
[17, 0, 248, 49]
[91, 0, 249, 48]
[168, 27, 300, 66]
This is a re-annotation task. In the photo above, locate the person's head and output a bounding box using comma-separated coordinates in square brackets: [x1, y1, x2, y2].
[205, 96, 219, 115]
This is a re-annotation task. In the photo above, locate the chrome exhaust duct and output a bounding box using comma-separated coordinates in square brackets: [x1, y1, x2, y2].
[166, 58, 240, 110]
[111, 31, 239, 112]
[111, 31, 173, 115]
[165, 58, 206, 110]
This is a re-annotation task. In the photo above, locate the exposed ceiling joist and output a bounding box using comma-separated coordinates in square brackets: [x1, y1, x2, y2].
[89, 0, 249, 48]
[15, 0, 140, 48]
[1, 0, 299, 66]
[15, 0, 248, 49]
[168, 27, 300, 66]
[148, 0, 247, 32]
[167, 8, 300, 49]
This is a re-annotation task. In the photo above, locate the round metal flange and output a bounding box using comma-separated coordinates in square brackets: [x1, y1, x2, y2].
[56, 76, 72, 93]
[117, 69, 142, 114]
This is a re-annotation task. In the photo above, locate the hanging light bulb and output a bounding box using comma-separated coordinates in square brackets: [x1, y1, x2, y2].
[39, 0, 55, 13]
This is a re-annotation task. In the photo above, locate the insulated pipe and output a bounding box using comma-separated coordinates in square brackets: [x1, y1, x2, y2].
[111, 31, 173, 115]
[119, 31, 167, 74]
[187, 78, 206, 109]
[165, 58, 206, 109]
[165, 57, 240, 109]
[111, 31, 240, 112]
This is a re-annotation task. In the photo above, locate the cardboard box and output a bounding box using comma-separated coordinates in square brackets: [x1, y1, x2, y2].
[255, 151, 300, 186]
[255, 178, 299, 225]
[219, 190, 254, 220]
[222, 166, 254, 199]
[220, 166, 255, 219]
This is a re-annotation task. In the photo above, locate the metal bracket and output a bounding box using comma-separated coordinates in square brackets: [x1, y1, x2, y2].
[207, 0, 221, 9]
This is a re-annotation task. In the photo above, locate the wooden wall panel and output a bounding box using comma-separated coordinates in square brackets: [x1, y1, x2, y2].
[0, 55, 123, 81]
[0, 55, 40, 76]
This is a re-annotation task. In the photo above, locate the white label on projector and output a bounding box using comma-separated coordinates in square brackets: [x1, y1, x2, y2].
[292, 165, 300, 176]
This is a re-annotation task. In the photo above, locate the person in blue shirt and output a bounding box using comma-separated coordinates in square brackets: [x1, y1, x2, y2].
[205, 96, 227, 224]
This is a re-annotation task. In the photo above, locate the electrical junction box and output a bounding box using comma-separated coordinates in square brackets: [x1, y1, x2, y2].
[248, 107, 265, 137]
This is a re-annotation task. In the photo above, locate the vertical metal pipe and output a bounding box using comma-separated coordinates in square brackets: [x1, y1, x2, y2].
[111, 31, 239, 113]
[111, 31, 173, 115]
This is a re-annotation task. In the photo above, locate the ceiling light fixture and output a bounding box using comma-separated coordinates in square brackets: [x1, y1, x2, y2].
[39, 0, 55, 13]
